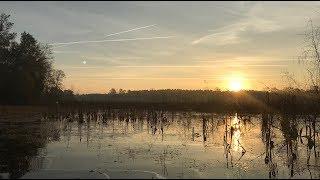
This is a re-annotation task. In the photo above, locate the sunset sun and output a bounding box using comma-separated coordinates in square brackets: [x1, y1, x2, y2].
[228, 78, 243, 92]
[230, 80, 242, 91]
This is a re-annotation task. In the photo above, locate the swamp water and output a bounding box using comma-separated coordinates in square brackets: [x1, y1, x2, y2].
[0, 110, 320, 179]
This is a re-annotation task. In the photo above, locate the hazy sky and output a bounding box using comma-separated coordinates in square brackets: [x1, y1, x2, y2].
[1, 1, 320, 93]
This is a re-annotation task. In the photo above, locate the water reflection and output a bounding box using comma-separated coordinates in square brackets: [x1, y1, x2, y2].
[0, 115, 60, 179]
[0, 110, 320, 179]
[261, 113, 278, 179]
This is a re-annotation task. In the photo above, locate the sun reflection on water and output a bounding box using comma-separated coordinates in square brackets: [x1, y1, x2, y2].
[231, 114, 241, 152]
[3, 110, 320, 179]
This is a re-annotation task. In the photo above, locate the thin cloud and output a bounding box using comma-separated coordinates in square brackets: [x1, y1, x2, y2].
[115, 65, 214, 68]
[70, 76, 281, 80]
[226, 64, 287, 67]
[53, 50, 81, 54]
[195, 59, 293, 63]
[58, 66, 105, 69]
[191, 30, 241, 45]
[72, 77, 204, 80]
[60, 64, 286, 70]
[115, 64, 287, 68]
[191, 24, 244, 45]
[86, 56, 144, 61]
[191, 7, 283, 46]
[79, 56, 145, 66]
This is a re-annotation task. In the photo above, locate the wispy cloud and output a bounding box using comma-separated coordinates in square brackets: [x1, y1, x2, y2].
[115, 65, 214, 68]
[191, 5, 283, 45]
[227, 64, 287, 67]
[58, 66, 105, 69]
[192, 55, 296, 63]
[86, 56, 144, 61]
[191, 3, 318, 46]
[53, 50, 81, 54]
[191, 24, 245, 45]
[115, 64, 287, 68]
[59, 64, 287, 71]
[78, 56, 145, 65]
[195, 59, 292, 63]
[69, 75, 281, 80]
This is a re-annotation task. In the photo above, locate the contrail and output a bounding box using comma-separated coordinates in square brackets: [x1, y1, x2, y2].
[104, 24, 156, 38]
[50, 36, 175, 47]
[191, 32, 220, 45]
[49, 24, 158, 47]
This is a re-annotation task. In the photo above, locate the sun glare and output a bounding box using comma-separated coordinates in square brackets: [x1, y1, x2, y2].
[229, 79, 242, 92]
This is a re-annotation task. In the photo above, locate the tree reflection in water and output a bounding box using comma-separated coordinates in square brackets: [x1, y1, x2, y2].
[261, 113, 278, 179]
[0, 114, 60, 179]
[1, 109, 320, 179]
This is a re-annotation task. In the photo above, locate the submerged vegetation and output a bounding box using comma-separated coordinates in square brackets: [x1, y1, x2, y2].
[1, 108, 320, 178]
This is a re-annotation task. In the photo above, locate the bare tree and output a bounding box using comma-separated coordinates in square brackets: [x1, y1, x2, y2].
[298, 19, 320, 93]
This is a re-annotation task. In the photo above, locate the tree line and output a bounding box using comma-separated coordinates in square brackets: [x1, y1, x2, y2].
[0, 13, 74, 105]
[73, 88, 320, 113]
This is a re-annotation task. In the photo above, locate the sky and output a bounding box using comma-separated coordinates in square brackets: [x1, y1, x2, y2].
[1, 1, 320, 93]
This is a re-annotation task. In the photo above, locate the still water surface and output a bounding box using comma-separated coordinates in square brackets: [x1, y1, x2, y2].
[1, 110, 320, 179]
